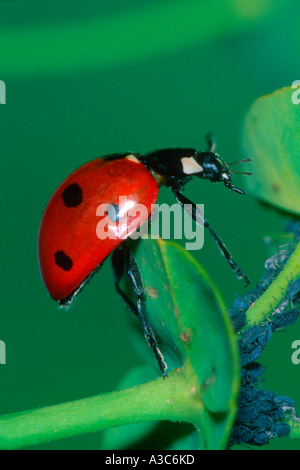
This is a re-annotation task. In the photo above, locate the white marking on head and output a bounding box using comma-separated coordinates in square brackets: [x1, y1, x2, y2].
[181, 157, 204, 175]
[126, 155, 140, 164]
[222, 172, 229, 181]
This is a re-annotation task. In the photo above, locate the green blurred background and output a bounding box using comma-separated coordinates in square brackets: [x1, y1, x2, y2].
[0, 0, 299, 449]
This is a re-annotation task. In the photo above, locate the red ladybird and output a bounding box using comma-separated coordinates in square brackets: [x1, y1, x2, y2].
[38, 154, 158, 301]
[38, 137, 250, 375]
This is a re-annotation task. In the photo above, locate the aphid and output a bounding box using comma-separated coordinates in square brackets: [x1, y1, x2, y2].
[230, 425, 254, 445]
[271, 308, 300, 331]
[241, 363, 265, 383]
[288, 278, 300, 304]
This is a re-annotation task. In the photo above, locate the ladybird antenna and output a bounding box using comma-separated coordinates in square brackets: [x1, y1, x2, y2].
[228, 158, 252, 167]
[229, 169, 252, 176]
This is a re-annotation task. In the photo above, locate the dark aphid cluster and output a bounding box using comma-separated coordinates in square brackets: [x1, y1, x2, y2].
[231, 387, 294, 446]
[229, 222, 300, 448]
[239, 323, 272, 367]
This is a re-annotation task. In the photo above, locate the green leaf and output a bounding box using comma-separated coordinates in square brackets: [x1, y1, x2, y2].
[242, 86, 300, 214]
[129, 238, 240, 449]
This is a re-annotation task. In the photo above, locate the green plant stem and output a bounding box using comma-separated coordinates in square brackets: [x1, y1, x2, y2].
[0, 365, 202, 450]
[243, 241, 300, 329]
[240, 240, 300, 443]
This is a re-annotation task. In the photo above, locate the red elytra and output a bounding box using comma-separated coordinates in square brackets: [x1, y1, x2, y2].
[38, 155, 159, 301]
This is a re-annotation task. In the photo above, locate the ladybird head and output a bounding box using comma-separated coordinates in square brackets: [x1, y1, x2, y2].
[196, 152, 251, 195]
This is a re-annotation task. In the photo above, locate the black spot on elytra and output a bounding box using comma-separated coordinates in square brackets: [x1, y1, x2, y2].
[62, 183, 82, 207]
[54, 251, 73, 271]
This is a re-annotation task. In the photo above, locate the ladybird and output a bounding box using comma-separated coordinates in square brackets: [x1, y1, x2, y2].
[38, 135, 251, 376]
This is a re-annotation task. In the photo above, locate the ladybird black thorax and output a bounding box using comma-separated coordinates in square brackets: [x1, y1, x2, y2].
[141, 148, 205, 183]
[196, 152, 228, 182]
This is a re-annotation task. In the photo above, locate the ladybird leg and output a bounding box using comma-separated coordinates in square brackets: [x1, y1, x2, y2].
[124, 245, 168, 377]
[112, 244, 168, 377]
[112, 248, 138, 317]
[173, 188, 250, 286]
